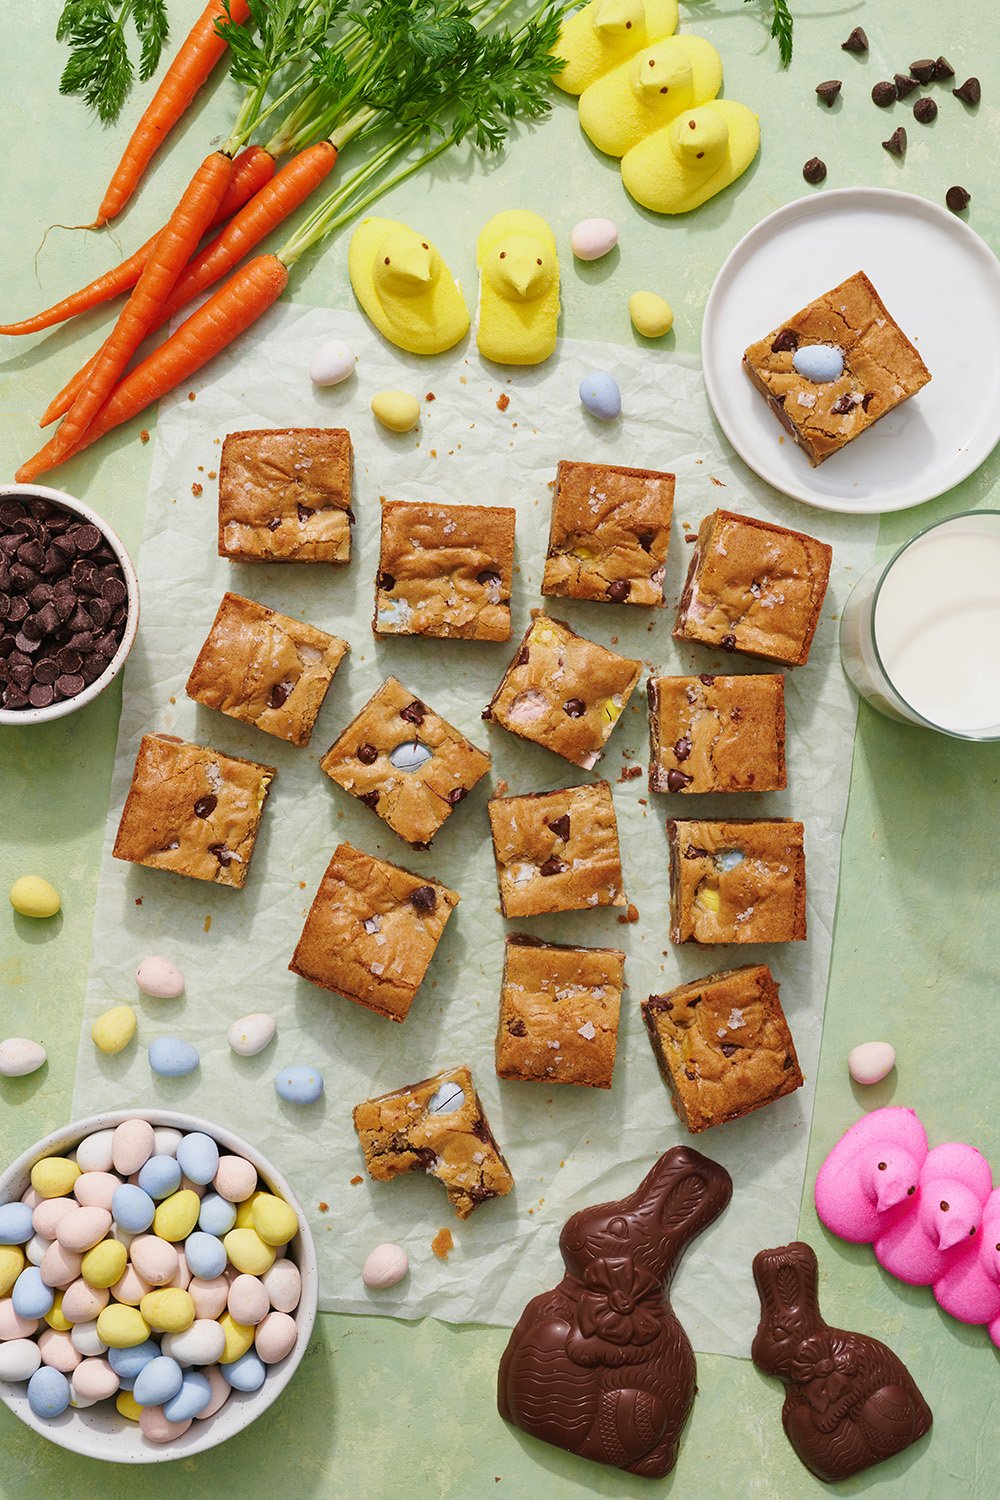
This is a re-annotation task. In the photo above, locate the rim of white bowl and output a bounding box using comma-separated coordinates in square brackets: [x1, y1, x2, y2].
[0, 1108, 318, 1464]
[0, 483, 140, 727]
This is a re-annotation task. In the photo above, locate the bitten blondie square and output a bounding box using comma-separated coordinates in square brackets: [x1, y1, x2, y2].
[647, 674, 786, 793]
[218, 427, 353, 562]
[742, 271, 931, 465]
[495, 935, 625, 1089]
[374, 498, 516, 640]
[642, 964, 803, 1132]
[487, 781, 625, 917]
[541, 459, 674, 606]
[667, 818, 806, 944]
[113, 734, 275, 888]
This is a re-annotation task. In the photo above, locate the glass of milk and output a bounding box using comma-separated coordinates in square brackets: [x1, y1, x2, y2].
[840, 510, 1000, 739]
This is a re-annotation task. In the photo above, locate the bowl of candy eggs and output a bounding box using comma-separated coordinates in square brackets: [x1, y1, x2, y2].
[0, 1109, 318, 1462]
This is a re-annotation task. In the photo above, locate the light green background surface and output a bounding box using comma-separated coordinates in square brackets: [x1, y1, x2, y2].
[1, 1, 997, 1495]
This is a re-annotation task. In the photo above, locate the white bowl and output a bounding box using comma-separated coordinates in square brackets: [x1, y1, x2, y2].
[0, 483, 140, 726]
[0, 1108, 318, 1464]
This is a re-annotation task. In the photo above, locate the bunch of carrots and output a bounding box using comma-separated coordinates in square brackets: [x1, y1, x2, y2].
[8, 0, 568, 483]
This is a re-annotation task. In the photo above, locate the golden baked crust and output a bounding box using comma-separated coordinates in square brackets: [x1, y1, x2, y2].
[495, 936, 625, 1089]
[186, 592, 348, 747]
[667, 818, 806, 944]
[112, 733, 275, 888]
[374, 498, 515, 640]
[673, 509, 832, 667]
[541, 459, 674, 606]
[484, 613, 642, 769]
[319, 677, 491, 848]
[218, 428, 353, 563]
[647, 674, 786, 794]
[353, 1064, 513, 1217]
[289, 842, 459, 1021]
[487, 781, 625, 917]
[642, 964, 803, 1132]
[742, 271, 931, 465]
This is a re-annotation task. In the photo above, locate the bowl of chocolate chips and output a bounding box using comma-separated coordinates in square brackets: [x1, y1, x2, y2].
[0, 484, 139, 725]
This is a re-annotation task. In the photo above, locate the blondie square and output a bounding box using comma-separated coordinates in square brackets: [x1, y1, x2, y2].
[673, 510, 832, 667]
[319, 677, 491, 848]
[495, 935, 625, 1089]
[647, 673, 786, 794]
[642, 964, 803, 1132]
[742, 271, 931, 466]
[353, 1064, 514, 1218]
[667, 818, 806, 944]
[112, 733, 275, 888]
[289, 842, 459, 1021]
[483, 614, 642, 769]
[218, 428, 353, 563]
[186, 592, 348, 747]
[374, 498, 516, 640]
[541, 459, 674, 606]
[487, 781, 625, 917]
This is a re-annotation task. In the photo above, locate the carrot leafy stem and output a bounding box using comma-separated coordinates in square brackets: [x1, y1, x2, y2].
[56, 0, 170, 123]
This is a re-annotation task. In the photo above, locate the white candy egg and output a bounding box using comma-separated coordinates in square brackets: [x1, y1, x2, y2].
[0, 1037, 47, 1077]
[135, 955, 185, 1000]
[0, 1339, 42, 1382]
[848, 1041, 896, 1086]
[309, 339, 356, 387]
[70, 1321, 107, 1358]
[362, 1243, 409, 1290]
[227, 1013, 276, 1058]
[75, 1130, 115, 1174]
[571, 217, 618, 261]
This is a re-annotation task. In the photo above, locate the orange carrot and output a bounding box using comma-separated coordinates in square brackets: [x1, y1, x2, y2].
[95, 0, 252, 226]
[3, 146, 275, 342]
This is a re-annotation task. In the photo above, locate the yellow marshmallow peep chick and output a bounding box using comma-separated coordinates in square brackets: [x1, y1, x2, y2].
[554, 0, 679, 96]
[348, 218, 469, 356]
[579, 34, 723, 158]
[621, 100, 760, 214]
[476, 211, 560, 367]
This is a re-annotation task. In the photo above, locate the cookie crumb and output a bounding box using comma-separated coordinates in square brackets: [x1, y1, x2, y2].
[618, 764, 642, 783]
[203, 915, 212, 933]
[318, 1202, 329, 1213]
[350, 1175, 363, 1186]
[191, 483, 203, 497]
[617, 903, 640, 925]
[139, 429, 150, 444]
[431, 1228, 454, 1260]
[497, 392, 510, 412]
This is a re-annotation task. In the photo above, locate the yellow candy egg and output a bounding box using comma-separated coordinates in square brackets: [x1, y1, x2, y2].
[0, 1245, 25, 1297]
[116, 1389, 143, 1422]
[96, 1304, 150, 1349]
[234, 1191, 265, 1230]
[81, 1237, 128, 1290]
[629, 290, 674, 338]
[223, 1228, 276, 1276]
[91, 1005, 137, 1056]
[250, 1194, 298, 1248]
[44, 1292, 72, 1332]
[371, 389, 421, 434]
[9, 875, 61, 919]
[31, 1157, 81, 1199]
[217, 1312, 255, 1364]
[139, 1288, 195, 1333]
[153, 1189, 201, 1243]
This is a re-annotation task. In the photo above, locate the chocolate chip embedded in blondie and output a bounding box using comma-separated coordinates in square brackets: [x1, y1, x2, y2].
[495, 935, 625, 1089]
[487, 781, 626, 917]
[319, 677, 491, 848]
[218, 427, 353, 562]
[673, 510, 832, 667]
[642, 964, 803, 1131]
[742, 271, 931, 465]
[186, 592, 348, 747]
[353, 1064, 514, 1218]
[374, 498, 516, 640]
[647, 674, 786, 794]
[483, 614, 642, 769]
[289, 842, 459, 1021]
[666, 818, 806, 944]
[541, 459, 674, 606]
[112, 734, 275, 888]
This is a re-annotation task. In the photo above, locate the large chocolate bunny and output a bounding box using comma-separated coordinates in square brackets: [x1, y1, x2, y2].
[497, 1145, 732, 1476]
[751, 1241, 933, 1482]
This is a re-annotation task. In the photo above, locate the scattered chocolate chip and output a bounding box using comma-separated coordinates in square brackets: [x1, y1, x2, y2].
[209, 843, 233, 867]
[606, 579, 632, 602]
[377, 571, 395, 591]
[815, 80, 841, 106]
[539, 857, 566, 877]
[514, 646, 529, 667]
[400, 699, 425, 725]
[909, 58, 935, 84]
[862, 392, 875, 411]
[913, 96, 938, 123]
[266, 517, 282, 531]
[563, 698, 585, 717]
[802, 157, 827, 184]
[720, 1043, 741, 1058]
[946, 184, 971, 213]
[666, 769, 692, 792]
[193, 795, 218, 818]
[841, 26, 868, 53]
[507, 1017, 527, 1036]
[893, 73, 919, 99]
[296, 503, 312, 524]
[684, 845, 710, 860]
[882, 126, 907, 157]
[933, 56, 954, 80]
[357, 743, 378, 764]
[446, 787, 467, 806]
[409, 885, 437, 912]
[783, 1053, 795, 1069]
[359, 790, 380, 809]
[673, 736, 692, 762]
[546, 814, 571, 841]
[771, 328, 799, 353]
[720, 634, 737, 652]
[871, 80, 897, 107]
[953, 77, 981, 106]
[637, 529, 655, 550]
[267, 682, 290, 710]
[476, 568, 502, 587]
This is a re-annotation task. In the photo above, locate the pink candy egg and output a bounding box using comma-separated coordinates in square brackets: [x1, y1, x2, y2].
[168, 1252, 191, 1291]
[37, 1327, 81, 1373]
[20, 1186, 42, 1210]
[57, 1206, 113, 1253]
[0, 1301, 38, 1340]
[129, 1235, 179, 1287]
[139, 1406, 191, 1444]
[179, 1176, 207, 1199]
[254, 1310, 297, 1365]
[188, 1275, 229, 1320]
[74, 1172, 122, 1211]
[213, 1156, 258, 1204]
[61, 1278, 109, 1324]
[110, 1266, 152, 1307]
[72, 1356, 119, 1403]
[39, 1241, 83, 1289]
[227, 1274, 269, 1326]
[194, 1363, 231, 1420]
[112, 1119, 155, 1177]
[32, 1198, 76, 1240]
[262, 1260, 301, 1314]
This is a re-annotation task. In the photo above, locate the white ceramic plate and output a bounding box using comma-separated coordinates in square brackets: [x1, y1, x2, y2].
[701, 189, 1000, 513]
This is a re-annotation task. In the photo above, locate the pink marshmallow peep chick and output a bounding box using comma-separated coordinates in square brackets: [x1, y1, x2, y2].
[933, 1187, 1000, 1329]
[814, 1108, 926, 1245]
[875, 1142, 993, 1287]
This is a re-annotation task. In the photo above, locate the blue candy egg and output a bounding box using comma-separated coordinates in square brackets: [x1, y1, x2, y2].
[108, 1340, 160, 1381]
[175, 1132, 219, 1186]
[792, 343, 844, 383]
[163, 1371, 212, 1423]
[111, 1184, 156, 1234]
[27, 1366, 70, 1420]
[148, 1037, 200, 1078]
[388, 740, 433, 772]
[221, 1350, 266, 1392]
[274, 1065, 324, 1105]
[133, 1354, 183, 1408]
[0, 1202, 35, 1245]
[198, 1194, 238, 1237]
[579, 370, 622, 421]
[137, 1154, 182, 1201]
[184, 1231, 228, 1280]
[12, 1266, 54, 1320]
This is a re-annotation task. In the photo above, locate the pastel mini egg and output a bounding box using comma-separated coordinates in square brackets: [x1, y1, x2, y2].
[97, 1304, 150, 1349]
[184, 1232, 228, 1281]
[0, 1298, 35, 1340]
[274, 1064, 324, 1106]
[153, 1189, 200, 1243]
[70, 1320, 107, 1358]
[188, 1275, 230, 1320]
[262, 1260, 301, 1314]
[9, 875, 60, 919]
[111, 1184, 155, 1234]
[571, 217, 618, 261]
[388, 740, 433, 772]
[224, 1228, 275, 1277]
[0, 1037, 47, 1078]
[792, 343, 845, 382]
[74, 1171, 122, 1211]
[140, 1288, 195, 1334]
[228, 1274, 270, 1327]
[176, 1132, 219, 1187]
[27, 1365, 70, 1419]
[0, 1338, 42, 1382]
[171, 1250, 195, 1292]
[309, 338, 357, 388]
[198, 1194, 238, 1237]
[43, 1291, 72, 1332]
[112, 1119, 155, 1176]
[363, 1242, 410, 1290]
[13, 1265, 55, 1318]
[148, 1036, 200, 1078]
[39, 1241, 82, 1289]
[254, 1310, 297, 1365]
[213, 1156, 259, 1207]
[37, 1327, 80, 1374]
[130, 1234, 179, 1287]
[71, 1356, 118, 1404]
[91, 1004, 137, 1056]
[221, 1349, 266, 1392]
[371, 389, 421, 434]
[20, 1186, 42, 1209]
[31, 1156, 80, 1199]
[134, 1354, 183, 1408]
[0, 1244, 25, 1297]
[152, 1128, 183, 1158]
[0, 1202, 35, 1244]
[848, 1041, 897, 1086]
[251, 1194, 297, 1247]
[25, 1233, 49, 1266]
[234, 1192, 265, 1230]
[195, 1363, 232, 1420]
[107, 1339, 159, 1380]
[111, 1266, 152, 1306]
[80, 1237, 127, 1290]
[161, 1318, 226, 1367]
[75, 1130, 115, 1174]
[61, 1279, 108, 1324]
[580, 370, 622, 421]
[136, 955, 185, 1000]
[164, 1369, 212, 1423]
[33, 1199, 76, 1241]
[218, 1312, 255, 1364]
[629, 290, 674, 339]
[56, 1205, 112, 1253]
[427, 1081, 464, 1114]
[138, 1155, 183, 1201]
[179, 1176, 207, 1200]
[227, 1012, 276, 1058]
[140, 1405, 191, 1443]
[116, 1389, 142, 1421]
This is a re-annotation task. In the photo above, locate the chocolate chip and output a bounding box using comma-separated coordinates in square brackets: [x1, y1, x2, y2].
[2, 684, 28, 709]
[476, 568, 502, 587]
[841, 26, 867, 53]
[684, 845, 710, 860]
[194, 795, 218, 818]
[771, 328, 799, 353]
[539, 857, 566, 877]
[783, 1054, 795, 1069]
[102, 577, 127, 606]
[17, 540, 44, 571]
[507, 1017, 527, 1036]
[28, 682, 54, 708]
[359, 790, 380, 809]
[357, 743, 378, 764]
[637, 530, 655, 551]
[563, 698, 585, 717]
[74, 525, 101, 553]
[546, 814, 571, 841]
[446, 787, 467, 806]
[909, 59, 935, 84]
[862, 392, 875, 411]
[802, 155, 826, 184]
[0, 500, 26, 526]
[54, 673, 84, 698]
[953, 77, 981, 106]
[266, 517, 282, 531]
[33, 658, 59, 685]
[831, 393, 859, 414]
[14, 632, 40, 655]
[933, 56, 954, 80]
[699, 673, 715, 686]
[606, 579, 631, 602]
[377, 571, 395, 592]
[267, 682, 290, 710]
[893, 73, 919, 99]
[400, 700, 425, 725]
[815, 80, 841, 106]
[720, 634, 737, 652]
[296, 503, 312, 524]
[871, 80, 897, 106]
[666, 769, 692, 791]
[673, 736, 691, 761]
[57, 647, 82, 674]
[209, 843, 233, 867]
[409, 885, 437, 913]
[720, 1043, 740, 1058]
[882, 126, 907, 157]
[913, 96, 938, 123]
[946, 184, 971, 214]
[81, 653, 110, 685]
